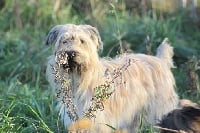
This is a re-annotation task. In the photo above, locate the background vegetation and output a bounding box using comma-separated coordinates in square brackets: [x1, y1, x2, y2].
[0, 0, 199, 132]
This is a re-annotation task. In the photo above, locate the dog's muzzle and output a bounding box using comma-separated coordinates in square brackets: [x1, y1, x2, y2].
[55, 51, 77, 70]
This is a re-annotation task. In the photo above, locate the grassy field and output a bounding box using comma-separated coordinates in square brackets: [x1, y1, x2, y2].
[0, 0, 200, 132]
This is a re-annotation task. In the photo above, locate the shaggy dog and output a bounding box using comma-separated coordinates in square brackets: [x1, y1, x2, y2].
[158, 100, 200, 133]
[45, 24, 178, 132]
[159, 106, 200, 133]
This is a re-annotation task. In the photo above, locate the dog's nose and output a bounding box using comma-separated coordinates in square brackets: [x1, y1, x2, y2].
[67, 51, 76, 59]
[55, 51, 76, 66]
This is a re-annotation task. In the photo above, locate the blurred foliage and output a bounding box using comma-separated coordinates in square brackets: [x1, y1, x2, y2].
[0, 0, 200, 132]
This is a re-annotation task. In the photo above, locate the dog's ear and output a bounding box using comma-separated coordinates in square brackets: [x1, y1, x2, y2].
[45, 25, 63, 45]
[81, 25, 103, 51]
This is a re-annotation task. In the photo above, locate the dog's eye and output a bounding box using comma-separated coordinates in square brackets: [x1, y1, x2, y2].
[80, 39, 85, 44]
[63, 40, 67, 44]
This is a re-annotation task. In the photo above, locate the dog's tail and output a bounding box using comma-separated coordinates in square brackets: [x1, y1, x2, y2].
[156, 38, 175, 68]
[158, 106, 200, 133]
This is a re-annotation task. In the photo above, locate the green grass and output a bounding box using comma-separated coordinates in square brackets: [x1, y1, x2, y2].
[0, 0, 199, 132]
[0, 78, 62, 132]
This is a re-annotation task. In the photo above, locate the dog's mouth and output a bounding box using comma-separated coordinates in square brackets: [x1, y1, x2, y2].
[55, 51, 79, 71]
[62, 60, 79, 71]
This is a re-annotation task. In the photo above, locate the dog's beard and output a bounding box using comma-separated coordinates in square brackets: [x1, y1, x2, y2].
[62, 60, 81, 73]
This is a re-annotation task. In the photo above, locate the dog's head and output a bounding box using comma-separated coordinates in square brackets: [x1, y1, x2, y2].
[46, 24, 103, 71]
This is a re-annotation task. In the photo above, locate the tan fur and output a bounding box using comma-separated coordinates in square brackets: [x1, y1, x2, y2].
[46, 24, 179, 132]
[178, 99, 198, 108]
